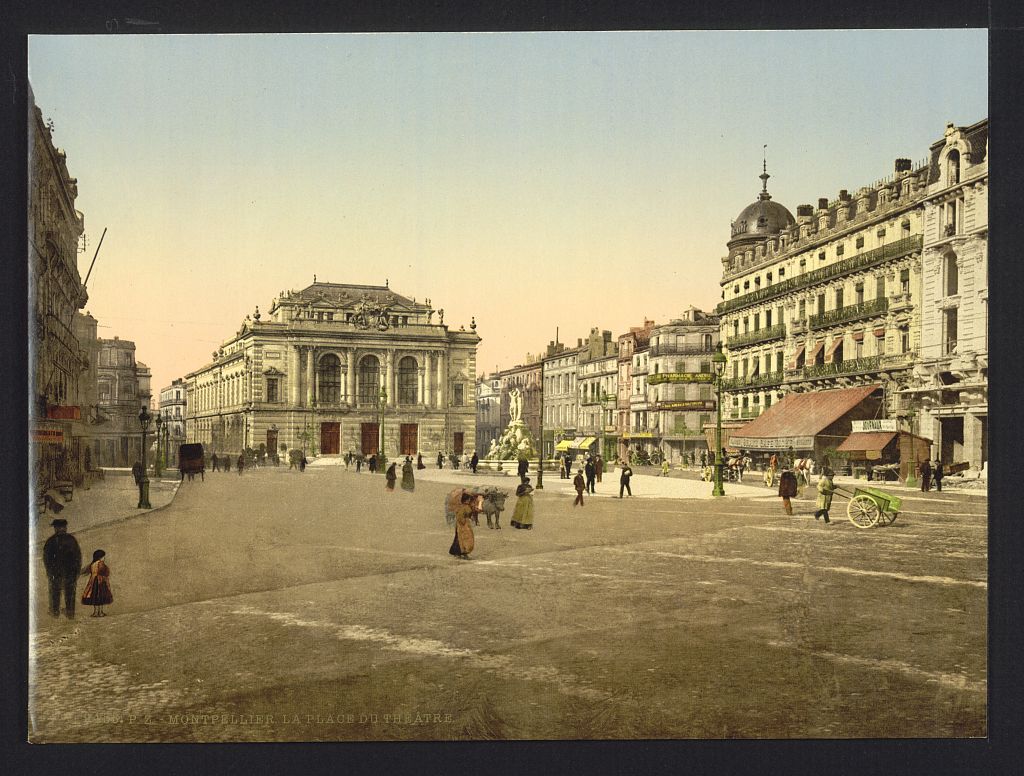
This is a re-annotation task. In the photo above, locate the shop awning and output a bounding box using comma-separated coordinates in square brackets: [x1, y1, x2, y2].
[577, 437, 596, 448]
[837, 431, 897, 452]
[728, 383, 881, 451]
[554, 439, 575, 451]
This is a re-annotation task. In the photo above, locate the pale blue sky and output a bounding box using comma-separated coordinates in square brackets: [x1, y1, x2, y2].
[28, 31, 987, 391]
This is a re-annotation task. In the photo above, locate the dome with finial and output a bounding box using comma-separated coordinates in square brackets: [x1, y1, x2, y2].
[728, 159, 795, 248]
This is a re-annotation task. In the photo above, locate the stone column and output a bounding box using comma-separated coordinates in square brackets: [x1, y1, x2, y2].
[306, 348, 315, 406]
[346, 349, 357, 405]
[963, 412, 984, 470]
[291, 345, 302, 407]
[425, 352, 434, 408]
[439, 350, 448, 409]
[418, 366, 426, 406]
[385, 350, 395, 407]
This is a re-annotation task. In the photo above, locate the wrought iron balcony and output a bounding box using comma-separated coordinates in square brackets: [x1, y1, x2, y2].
[726, 323, 786, 349]
[717, 235, 922, 315]
[649, 343, 718, 357]
[721, 371, 786, 391]
[808, 297, 888, 330]
[802, 355, 882, 379]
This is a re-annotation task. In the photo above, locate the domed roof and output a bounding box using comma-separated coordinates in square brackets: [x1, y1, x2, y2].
[728, 167, 795, 245]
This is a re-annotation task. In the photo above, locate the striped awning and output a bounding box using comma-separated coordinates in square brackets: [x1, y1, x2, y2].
[554, 439, 575, 451]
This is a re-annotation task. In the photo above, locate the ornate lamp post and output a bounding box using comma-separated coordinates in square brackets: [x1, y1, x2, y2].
[536, 387, 544, 490]
[154, 413, 163, 478]
[138, 406, 152, 509]
[378, 385, 388, 462]
[712, 343, 727, 497]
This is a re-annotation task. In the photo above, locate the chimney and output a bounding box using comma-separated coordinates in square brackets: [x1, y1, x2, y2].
[817, 198, 829, 210]
[796, 204, 814, 217]
[796, 204, 814, 239]
[895, 158, 912, 174]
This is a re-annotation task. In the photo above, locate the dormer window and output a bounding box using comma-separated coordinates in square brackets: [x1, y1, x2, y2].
[743, 281, 750, 290]
[855, 236, 865, 249]
[818, 251, 825, 261]
[947, 149, 961, 185]
[778, 268, 785, 278]
[836, 244, 845, 257]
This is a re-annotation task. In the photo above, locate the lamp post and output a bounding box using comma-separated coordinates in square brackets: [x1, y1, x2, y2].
[536, 387, 544, 490]
[154, 413, 163, 478]
[138, 407, 152, 509]
[378, 385, 387, 463]
[712, 343, 727, 497]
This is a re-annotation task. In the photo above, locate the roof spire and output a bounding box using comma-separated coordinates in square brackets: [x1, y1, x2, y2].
[758, 144, 772, 200]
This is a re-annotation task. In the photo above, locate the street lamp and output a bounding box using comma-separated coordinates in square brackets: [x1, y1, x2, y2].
[154, 413, 163, 478]
[138, 406, 152, 509]
[712, 343, 727, 497]
[378, 385, 388, 463]
[536, 387, 544, 490]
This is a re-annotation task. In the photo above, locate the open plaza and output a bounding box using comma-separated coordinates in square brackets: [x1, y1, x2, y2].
[30, 462, 986, 741]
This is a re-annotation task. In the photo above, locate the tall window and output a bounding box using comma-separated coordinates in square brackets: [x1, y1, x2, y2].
[947, 149, 961, 185]
[358, 355, 381, 403]
[876, 275, 886, 299]
[944, 309, 958, 355]
[398, 356, 418, 404]
[318, 354, 341, 404]
[944, 252, 959, 296]
[266, 378, 280, 403]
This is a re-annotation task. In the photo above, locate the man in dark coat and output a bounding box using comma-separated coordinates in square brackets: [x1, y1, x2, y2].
[563, 455, 573, 480]
[437, 452, 444, 469]
[595, 455, 604, 483]
[778, 468, 798, 515]
[919, 459, 932, 492]
[573, 469, 586, 506]
[131, 460, 143, 486]
[517, 457, 529, 483]
[619, 463, 633, 498]
[43, 518, 81, 619]
[585, 458, 596, 494]
[236, 453, 244, 475]
[933, 460, 944, 492]
[211, 453, 219, 472]
[471, 451, 479, 474]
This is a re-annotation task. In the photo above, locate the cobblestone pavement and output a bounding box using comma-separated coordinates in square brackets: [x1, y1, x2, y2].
[29, 464, 986, 741]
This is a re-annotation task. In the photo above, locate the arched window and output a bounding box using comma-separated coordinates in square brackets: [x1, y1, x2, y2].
[358, 355, 381, 404]
[398, 356, 418, 404]
[947, 149, 961, 185]
[318, 354, 341, 404]
[944, 251, 959, 297]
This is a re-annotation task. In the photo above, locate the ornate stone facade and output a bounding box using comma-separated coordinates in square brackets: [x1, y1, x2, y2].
[909, 120, 988, 470]
[718, 151, 932, 425]
[185, 281, 480, 459]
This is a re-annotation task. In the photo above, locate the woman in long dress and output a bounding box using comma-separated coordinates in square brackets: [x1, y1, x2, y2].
[401, 457, 415, 492]
[385, 462, 397, 491]
[81, 549, 113, 617]
[510, 479, 535, 529]
[448, 493, 476, 559]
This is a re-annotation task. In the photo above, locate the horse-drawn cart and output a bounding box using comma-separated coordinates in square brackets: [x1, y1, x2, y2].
[834, 485, 901, 528]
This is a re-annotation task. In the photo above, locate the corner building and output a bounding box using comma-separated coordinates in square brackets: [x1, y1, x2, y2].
[185, 282, 480, 459]
[910, 120, 988, 470]
[718, 151, 931, 429]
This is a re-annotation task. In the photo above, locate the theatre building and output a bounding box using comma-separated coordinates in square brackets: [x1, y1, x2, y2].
[185, 281, 480, 459]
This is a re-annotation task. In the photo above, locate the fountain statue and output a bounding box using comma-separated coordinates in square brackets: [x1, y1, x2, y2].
[484, 388, 538, 461]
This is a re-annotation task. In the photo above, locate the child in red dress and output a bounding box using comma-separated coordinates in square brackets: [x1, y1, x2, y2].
[81, 549, 113, 617]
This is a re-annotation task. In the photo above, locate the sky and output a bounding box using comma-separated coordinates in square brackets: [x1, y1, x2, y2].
[28, 31, 987, 395]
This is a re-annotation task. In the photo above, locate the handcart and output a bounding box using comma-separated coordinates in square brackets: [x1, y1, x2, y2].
[833, 485, 901, 528]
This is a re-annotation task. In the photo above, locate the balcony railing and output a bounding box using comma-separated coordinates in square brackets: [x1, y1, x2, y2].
[808, 297, 888, 330]
[726, 323, 786, 349]
[648, 343, 717, 357]
[802, 355, 881, 379]
[717, 235, 922, 315]
[721, 371, 786, 391]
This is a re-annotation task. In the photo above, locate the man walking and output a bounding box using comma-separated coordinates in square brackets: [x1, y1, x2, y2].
[595, 455, 604, 484]
[933, 460, 944, 491]
[814, 468, 835, 524]
[437, 451, 444, 469]
[619, 462, 633, 498]
[211, 452, 219, 473]
[573, 469, 586, 507]
[43, 518, 82, 619]
[585, 457, 596, 494]
[471, 451, 479, 474]
[563, 454, 572, 480]
[517, 457, 529, 484]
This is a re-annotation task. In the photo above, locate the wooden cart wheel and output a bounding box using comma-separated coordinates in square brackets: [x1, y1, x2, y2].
[876, 510, 898, 526]
[848, 495, 880, 528]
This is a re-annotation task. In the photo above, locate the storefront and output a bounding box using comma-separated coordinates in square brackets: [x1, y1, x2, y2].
[837, 419, 931, 482]
[726, 384, 883, 466]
